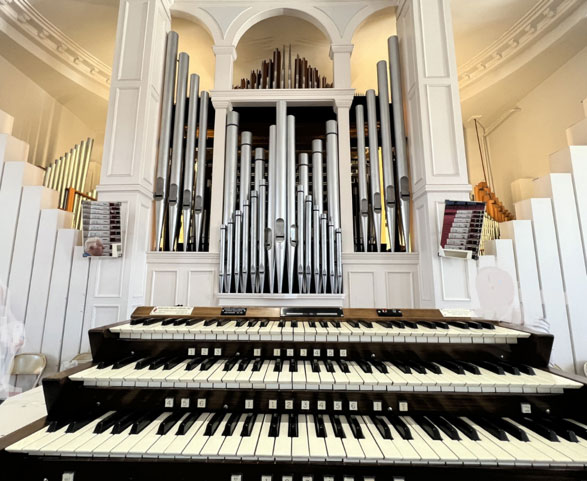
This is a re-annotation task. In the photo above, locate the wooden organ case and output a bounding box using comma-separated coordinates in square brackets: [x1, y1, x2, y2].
[2, 307, 587, 480]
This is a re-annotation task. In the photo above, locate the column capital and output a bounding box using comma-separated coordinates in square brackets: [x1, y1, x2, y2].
[333, 98, 353, 112]
[329, 44, 354, 59]
[213, 45, 238, 60]
[211, 99, 232, 110]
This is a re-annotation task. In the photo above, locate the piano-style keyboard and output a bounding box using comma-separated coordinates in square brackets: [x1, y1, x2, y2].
[3, 306, 586, 481]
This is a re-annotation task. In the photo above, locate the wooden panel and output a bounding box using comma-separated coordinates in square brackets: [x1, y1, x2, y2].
[22, 210, 72, 353]
[150, 270, 179, 306]
[187, 270, 215, 306]
[0, 134, 29, 183]
[60, 246, 90, 369]
[347, 272, 375, 308]
[516, 198, 575, 371]
[420, 0, 450, 78]
[385, 271, 415, 308]
[41, 229, 80, 375]
[116, 0, 149, 81]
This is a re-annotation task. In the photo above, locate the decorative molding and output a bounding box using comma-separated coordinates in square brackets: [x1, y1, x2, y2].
[210, 88, 355, 108]
[0, 0, 112, 94]
[457, 0, 582, 89]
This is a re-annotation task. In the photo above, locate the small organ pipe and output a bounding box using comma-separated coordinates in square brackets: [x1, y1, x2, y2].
[355, 104, 369, 252]
[194, 91, 209, 252]
[182, 73, 199, 251]
[366, 89, 382, 252]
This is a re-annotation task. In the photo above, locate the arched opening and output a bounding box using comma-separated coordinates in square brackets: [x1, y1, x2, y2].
[172, 16, 216, 92]
[233, 16, 332, 89]
[350, 7, 396, 94]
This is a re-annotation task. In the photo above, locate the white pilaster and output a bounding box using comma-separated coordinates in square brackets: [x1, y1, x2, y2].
[85, 0, 171, 324]
[213, 46, 237, 90]
[329, 45, 353, 89]
[397, 0, 471, 307]
[334, 100, 354, 253]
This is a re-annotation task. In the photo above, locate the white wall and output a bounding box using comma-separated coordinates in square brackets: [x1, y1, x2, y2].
[0, 54, 99, 171]
[465, 45, 587, 209]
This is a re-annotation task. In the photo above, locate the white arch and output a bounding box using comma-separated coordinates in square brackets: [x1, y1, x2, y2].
[225, 7, 342, 47]
[342, 4, 396, 44]
[170, 5, 223, 45]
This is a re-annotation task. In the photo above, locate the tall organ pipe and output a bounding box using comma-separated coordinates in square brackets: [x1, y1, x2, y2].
[311, 139, 323, 291]
[168, 52, 189, 250]
[239, 131, 252, 292]
[194, 91, 209, 252]
[298, 153, 309, 291]
[388, 35, 411, 251]
[223, 111, 239, 293]
[326, 120, 341, 292]
[377, 60, 396, 252]
[305, 194, 313, 292]
[182, 73, 199, 251]
[154, 31, 178, 251]
[249, 190, 259, 292]
[275, 101, 287, 293]
[296, 185, 305, 291]
[286, 115, 297, 294]
[355, 104, 369, 252]
[255, 148, 266, 292]
[366, 90, 382, 252]
[267, 125, 276, 293]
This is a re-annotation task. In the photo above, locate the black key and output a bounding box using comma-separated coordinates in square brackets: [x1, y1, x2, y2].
[387, 416, 412, 440]
[493, 418, 529, 442]
[359, 320, 373, 329]
[309, 321, 317, 328]
[199, 358, 218, 371]
[370, 360, 388, 374]
[176, 412, 201, 435]
[495, 361, 520, 376]
[436, 360, 465, 375]
[455, 360, 481, 375]
[204, 319, 216, 326]
[477, 361, 505, 375]
[515, 417, 560, 442]
[131, 411, 159, 434]
[251, 358, 263, 371]
[473, 417, 508, 441]
[94, 411, 129, 434]
[404, 360, 426, 375]
[143, 317, 162, 326]
[149, 356, 171, 370]
[448, 321, 469, 330]
[112, 412, 140, 434]
[430, 416, 460, 440]
[388, 320, 405, 329]
[311, 359, 321, 373]
[134, 357, 157, 370]
[172, 318, 187, 326]
[314, 414, 326, 438]
[348, 320, 361, 329]
[204, 412, 225, 436]
[403, 322, 418, 329]
[222, 413, 241, 436]
[477, 321, 495, 330]
[274, 358, 283, 372]
[330, 415, 345, 438]
[330, 321, 341, 328]
[260, 320, 269, 327]
[216, 319, 230, 327]
[291, 320, 298, 328]
[278, 320, 286, 328]
[446, 416, 479, 441]
[130, 317, 145, 325]
[513, 363, 535, 376]
[535, 417, 578, 442]
[235, 319, 247, 327]
[185, 356, 204, 371]
[112, 355, 138, 369]
[346, 415, 364, 439]
[337, 359, 351, 373]
[433, 321, 449, 330]
[66, 412, 101, 433]
[391, 360, 411, 374]
[357, 360, 372, 373]
[417, 321, 437, 329]
[240, 413, 257, 437]
[289, 359, 298, 372]
[248, 320, 258, 327]
[237, 358, 251, 371]
[371, 416, 392, 439]
[161, 318, 176, 326]
[157, 412, 185, 435]
[288, 414, 299, 438]
[557, 419, 587, 440]
[269, 413, 281, 437]
[96, 360, 114, 369]
[223, 357, 239, 371]
[323, 360, 335, 373]
[319, 321, 329, 328]
[421, 361, 441, 375]
[466, 321, 483, 330]
[185, 318, 203, 326]
[164, 356, 185, 370]
[414, 416, 442, 440]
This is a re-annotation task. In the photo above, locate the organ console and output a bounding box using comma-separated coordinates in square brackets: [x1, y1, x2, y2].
[2, 307, 587, 480]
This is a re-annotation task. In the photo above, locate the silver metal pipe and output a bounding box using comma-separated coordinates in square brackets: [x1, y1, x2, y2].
[254, 148, 266, 292]
[305, 194, 313, 292]
[366, 89, 382, 252]
[219, 224, 226, 292]
[286, 115, 296, 294]
[249, 190, 258, 292]
[377, 60, 396, 252]
[388, 35, 410, 251]
[275, 101, 287, 293]
[298, 152, 309, 292]
[296, 185, 305, 292]
[168, 52, 189, 251]
[182, 73, 200, 251]
[223, 111, 239, 292]
[154, 31, 178, 251]
[239, 131, 252, 291]
[194, 91, 209, 252]
[267, 124, 276, 293]
[320, 213, 328, 293]
[355, 104, 369, 252]
[258, 180, 267, 292]
[325, 120, 341, 230]
[313, 206, 321, 293]
[328, 222, 335, 293]
[311, 139, 323, 292]
[336, 228, 343, 293]
[234, 210, 242, 293]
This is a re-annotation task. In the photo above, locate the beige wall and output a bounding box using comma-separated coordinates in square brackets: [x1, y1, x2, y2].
[0, 54, 99, 173]
[466, 45, 587, 209]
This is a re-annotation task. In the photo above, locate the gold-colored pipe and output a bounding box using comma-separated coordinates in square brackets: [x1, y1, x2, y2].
[75, 140, 87, 193]
[44, 165, 52, 187]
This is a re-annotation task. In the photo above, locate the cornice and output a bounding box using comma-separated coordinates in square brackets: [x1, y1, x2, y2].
[457, 0, 583, 90]
[0, 0, 112, 96]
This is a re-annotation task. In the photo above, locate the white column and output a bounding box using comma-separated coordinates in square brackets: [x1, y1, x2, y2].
[213, 46, 237, 90]
[334, 100, 354, 253]
[84, 0, 171, 324]
[329, 45, 353, 89]
[397, 0, 471, 308]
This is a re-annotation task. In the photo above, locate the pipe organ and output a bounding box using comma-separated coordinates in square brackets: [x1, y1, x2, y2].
[154, 31, 213, 252]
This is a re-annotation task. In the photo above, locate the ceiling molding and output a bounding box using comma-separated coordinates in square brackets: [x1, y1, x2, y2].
[0, 0, 112, 95]
[457, 0, 583, 89]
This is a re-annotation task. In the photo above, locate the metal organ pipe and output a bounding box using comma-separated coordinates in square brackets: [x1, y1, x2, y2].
[275, 101, 287, 294]
[388, 35, 411, 251]
[255, 148, 266, 293]
[305, 194, 313, 292]
[377, 60, 396, 252]
[298, 153, 309, 291]
[239, 131, 252, 292]
[326, 120, 341, 293]
[267, 125, 276, 293]
[355, 104, 369, 252]
[311, 139, 323, 292]
[182, 73, 199, 251]
[366, 90, 382, 252]
[286, 115, 296, 294]
[194, 91, 209, 252]
[223, 111, 239, 293]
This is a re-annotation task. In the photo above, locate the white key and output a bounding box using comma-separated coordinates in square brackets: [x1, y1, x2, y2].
[291, 414, 310, 460]
[322, 415, 345, 461]
[304, 360, 321, 390]
[237, 414, 264, 459]
[250, 359, 270, 389]
[254, 414, 276, 460]
[218, 414, 247, 459]
[381, 417, 424, 463]
[123, 413, 171, 458]
[317, 360, 334, 389]
[144, 413, 190, 458]
[291, 360, 307, 389]
[338, 415, 365, 462]
[306, 414, 327, 461]
[277, 360, 293, 389]
[397, 417, 440, 463]
[182, 413, 223, 457]
[199, 413, 232, 459]
[263, 360, 279, 389]
[405, 416, 460, 464]
[272, 414, 292, 460]
[355, 416, 385, 463]
[166, 412, 211, 459]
